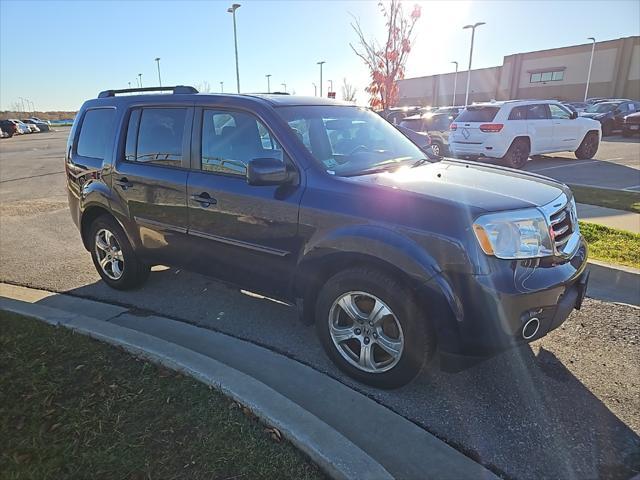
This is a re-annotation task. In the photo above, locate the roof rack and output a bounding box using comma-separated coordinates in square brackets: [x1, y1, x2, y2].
[98, 85, 198, 98]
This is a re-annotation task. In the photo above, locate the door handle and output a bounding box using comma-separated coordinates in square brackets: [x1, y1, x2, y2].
[190, 192, 217, 207]
[114, 177, 133, 190]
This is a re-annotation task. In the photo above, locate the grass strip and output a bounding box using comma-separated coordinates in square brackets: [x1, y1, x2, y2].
[570, 184, 640, 214]
[580, 221, 640, 269]
[0, 312, 325, 480]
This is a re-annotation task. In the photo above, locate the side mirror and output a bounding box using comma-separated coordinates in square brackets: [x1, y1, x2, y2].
[570, 111, 578, 119]
[246, 157, 289, 186]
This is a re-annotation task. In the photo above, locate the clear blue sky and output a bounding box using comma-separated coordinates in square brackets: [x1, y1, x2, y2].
[1, 0, 639, 111]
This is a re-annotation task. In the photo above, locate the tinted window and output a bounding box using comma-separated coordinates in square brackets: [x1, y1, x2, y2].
[530, 73, 542, 83]
[509, 106, 528, 120]
[456, 107, 500, 123]
[527, 104, 549, 120]
[134, 108, 186, 167]
[552, 71, 564, 81]
[399, 118, 424, 132]
[125, 109, 141, 162]
[549, 104, 571, 119]
[77, 108, 115, 159]
[201, 110, 283, 176]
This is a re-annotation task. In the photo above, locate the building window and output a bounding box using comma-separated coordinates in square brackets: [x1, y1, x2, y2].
[530, 70, 564, 83]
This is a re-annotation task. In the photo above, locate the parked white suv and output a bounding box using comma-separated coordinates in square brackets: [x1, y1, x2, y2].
[449, 100, 601, 168]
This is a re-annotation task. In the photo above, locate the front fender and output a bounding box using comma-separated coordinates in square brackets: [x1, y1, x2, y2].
[298, 224, 464, 329]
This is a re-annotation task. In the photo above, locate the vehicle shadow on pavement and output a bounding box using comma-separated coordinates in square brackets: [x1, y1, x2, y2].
[58, 269, 640, 480]
[601, 136, 640, 144]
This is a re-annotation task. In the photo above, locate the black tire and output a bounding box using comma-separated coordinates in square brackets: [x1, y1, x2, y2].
[88, 214, 150, 290]
[601, 121, 613, 137]
[502, 138, 530, 169]
[574, 131, 599, 160]
[315, 267, 435, 389]
[430, 140, 443, 157]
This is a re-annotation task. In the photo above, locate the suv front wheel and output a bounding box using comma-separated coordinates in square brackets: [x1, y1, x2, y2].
[574, 131, 599, 159]
[89, 215, 150, 290]
[315, 267, 434, 388]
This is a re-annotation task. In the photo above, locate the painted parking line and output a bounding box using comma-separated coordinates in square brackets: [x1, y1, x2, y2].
[527, 160, 600, 173]
[623, 185, 640, 192]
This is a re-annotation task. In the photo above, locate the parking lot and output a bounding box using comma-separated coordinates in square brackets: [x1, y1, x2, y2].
[523, 135, 640, 191]
[1, 128, 639, 479]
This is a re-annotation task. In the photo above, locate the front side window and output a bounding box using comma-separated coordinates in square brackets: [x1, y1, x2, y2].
[201, 110, 283, 176]
[77, 108, 115, 159]
[277, 105, 426, 177]
[549, 104, 571, 120]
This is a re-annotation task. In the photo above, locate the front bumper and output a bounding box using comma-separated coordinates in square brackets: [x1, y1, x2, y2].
[440, 239, 588, 357]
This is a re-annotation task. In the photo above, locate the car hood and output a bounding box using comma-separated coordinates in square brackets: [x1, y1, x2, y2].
[349, 159, 568, 213]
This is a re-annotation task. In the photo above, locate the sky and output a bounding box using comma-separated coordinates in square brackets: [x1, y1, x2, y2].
[1, 0, 639, 111]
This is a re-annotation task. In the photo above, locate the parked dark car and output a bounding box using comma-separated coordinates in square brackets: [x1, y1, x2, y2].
[622, 111, 640, 136]
[66, 86, 589, 388]
[399, 112, 453, 157]
[23, 119, 50, 132]
[435, 106, 463, 118]
[0, 119, 18, 137]
[381, 106, 422, 125]
[562, 101, 588, 113]
[580, 100, 640, 136]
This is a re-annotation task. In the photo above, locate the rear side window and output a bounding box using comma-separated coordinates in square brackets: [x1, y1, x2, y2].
[456, 107, 499, 123]
[77, 108, 115, 159]
[126, 108, 187, 167]
[399, 118, 424, 131]
[508, 106, 527, 120]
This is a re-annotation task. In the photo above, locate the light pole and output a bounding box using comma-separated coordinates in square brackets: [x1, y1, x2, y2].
[128, 81, 132, 89]
[312, 83, 317, 96]
[463, 22, 485, 106]
[155, 57, 162, 87]
[227, 3, 241, 93]
[584, 37, 596, 102]
[328, 79, 333, 94]
[281, 83, 287, 93]
[138, 73, 143, 88]
[451, 61, 458, 106]
[29, 100, 35, 115]
[220, 81, 224, 93]
[266, 74, 272, 93]
[18, 97, 26, 113]
[317, 61, 325, 97]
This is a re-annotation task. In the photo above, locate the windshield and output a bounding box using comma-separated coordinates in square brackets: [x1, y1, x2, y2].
[585, 102, 618, 113]
[276, 105, 425, 176]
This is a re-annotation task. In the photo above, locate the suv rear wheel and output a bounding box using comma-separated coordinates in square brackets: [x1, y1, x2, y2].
[574, 131, 599, 159]
[315, 267, 434, 388]
[89, 215, 150, 290]
[502, 138, 530, 169]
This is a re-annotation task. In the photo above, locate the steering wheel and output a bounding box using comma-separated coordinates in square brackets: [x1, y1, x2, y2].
[349, 144, 369, 155]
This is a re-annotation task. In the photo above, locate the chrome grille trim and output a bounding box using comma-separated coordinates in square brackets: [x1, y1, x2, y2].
[538, 192, 581, 258]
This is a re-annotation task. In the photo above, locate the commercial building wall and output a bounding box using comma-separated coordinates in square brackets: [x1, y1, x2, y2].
[397, 36, 640, 106]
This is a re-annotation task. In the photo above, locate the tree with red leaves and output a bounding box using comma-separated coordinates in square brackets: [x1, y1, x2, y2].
[350, 0, 421, 111]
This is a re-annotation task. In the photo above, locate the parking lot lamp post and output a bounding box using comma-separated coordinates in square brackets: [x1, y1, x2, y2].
[328, 79, 333, 94]
[227, 3, 241, 93]
[451, 61, 458, 106]
[317, 61, 325, 97]
[155, 57, 162, 87]
[463, 22, 485, 106]
[128, 82, 132, 89]
[281, 83, 287, 93]
[138, 73, 143, 88]
[312, 83, 317, 96]
[220, 81, 224, 93]
[18, 97, 26, 113]
[29, 100, 35, 116]
[266, 74, 272, 93]
[584, 37, 596, 102]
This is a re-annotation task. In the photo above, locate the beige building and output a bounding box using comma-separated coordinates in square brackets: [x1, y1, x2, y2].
[397, 36, 640, 107]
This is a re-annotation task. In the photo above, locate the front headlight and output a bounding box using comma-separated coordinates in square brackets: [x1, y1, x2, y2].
[473, 208, 553, 259]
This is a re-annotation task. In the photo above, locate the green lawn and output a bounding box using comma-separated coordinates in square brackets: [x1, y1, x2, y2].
[580, 221, 640, 269]
[0, 312, 325, 480]
[570, 184, 640, 214]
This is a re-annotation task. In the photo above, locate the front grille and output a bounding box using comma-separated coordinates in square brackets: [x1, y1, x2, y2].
[548, 198, 578, 255]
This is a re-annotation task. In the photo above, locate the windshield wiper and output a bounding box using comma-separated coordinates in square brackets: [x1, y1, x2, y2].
[411, 157, 434, 168]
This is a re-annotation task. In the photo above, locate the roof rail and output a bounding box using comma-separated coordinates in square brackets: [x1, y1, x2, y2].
[97, 85, 198, 98]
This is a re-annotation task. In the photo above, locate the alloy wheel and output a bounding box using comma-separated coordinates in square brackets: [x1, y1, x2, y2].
[94, 228, 124, 280]
[328, 291, 404, 373]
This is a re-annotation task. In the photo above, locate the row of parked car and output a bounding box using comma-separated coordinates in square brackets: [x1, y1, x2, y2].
[385, 96, 639, 168]
[0, 117, 52, 138]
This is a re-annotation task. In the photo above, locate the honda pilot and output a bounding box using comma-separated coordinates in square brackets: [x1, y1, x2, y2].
[66, 86, 589, 388]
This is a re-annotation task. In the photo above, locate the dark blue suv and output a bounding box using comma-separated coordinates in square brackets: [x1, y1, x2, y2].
[66, 86, 589, 388]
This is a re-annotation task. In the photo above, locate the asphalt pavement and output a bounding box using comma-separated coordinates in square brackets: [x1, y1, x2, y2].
[1, 129, 639, 479]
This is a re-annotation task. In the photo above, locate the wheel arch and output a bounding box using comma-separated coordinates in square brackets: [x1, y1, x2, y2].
[80, 205, 133, 252]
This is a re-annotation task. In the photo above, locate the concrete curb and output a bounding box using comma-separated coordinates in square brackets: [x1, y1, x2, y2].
[0, 284, 498, 480]
[0, 297, 392, 480]
[587, 259, 640, 307]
